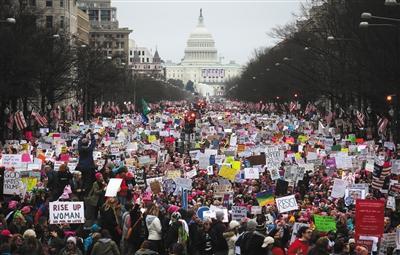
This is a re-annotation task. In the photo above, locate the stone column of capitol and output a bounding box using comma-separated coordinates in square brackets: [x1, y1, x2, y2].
[165, 9, 242, 98]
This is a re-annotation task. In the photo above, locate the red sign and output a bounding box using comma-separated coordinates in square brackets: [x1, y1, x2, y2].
[355, 199, 385, 237]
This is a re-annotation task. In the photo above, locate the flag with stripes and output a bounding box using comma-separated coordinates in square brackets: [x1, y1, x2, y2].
[14, 111, 27, 130]
[356, 110, 365, 128]
[377, 116, 389, 134]
[289, 101, 297, 112]
[31, 111, 48, 127]
[372, 161, 391, 190]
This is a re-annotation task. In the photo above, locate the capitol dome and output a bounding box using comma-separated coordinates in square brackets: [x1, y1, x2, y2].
[182, 9, 219, 65]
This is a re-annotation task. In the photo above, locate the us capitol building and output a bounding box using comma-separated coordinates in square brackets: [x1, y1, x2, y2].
[164, 9, 242, 97]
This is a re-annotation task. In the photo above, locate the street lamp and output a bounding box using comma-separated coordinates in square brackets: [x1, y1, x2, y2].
[327, 36, 356, 42]
[385, 0, 400, 5]
[0, 18, 16, 23]
[275, 62, 280, 66]
[387, 95, 394, 102]
[294, 93, 298, 98]
[359, 21, 396, 28]
[361, 12, 400, 23]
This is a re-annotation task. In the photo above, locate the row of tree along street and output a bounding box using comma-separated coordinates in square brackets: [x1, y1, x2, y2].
[0, 2, 191, 132]
[226, 0, 400, 118]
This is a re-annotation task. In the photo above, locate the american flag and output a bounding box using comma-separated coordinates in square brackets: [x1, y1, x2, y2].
[289, 101, 297, 112]
[31, 111, 48, 127]
[377, 116, 389, 134]
[356, 110, 365, 128]
[372, 161, 391, 190]
[14, 111, 27, 130]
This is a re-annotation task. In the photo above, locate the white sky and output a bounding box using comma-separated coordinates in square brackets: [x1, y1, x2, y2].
[113, 0, 307, 65]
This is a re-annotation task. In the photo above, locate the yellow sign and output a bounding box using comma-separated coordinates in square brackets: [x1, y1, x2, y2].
[225, 156, 234, 164]
[148, 135, 157, 143]
[21, 177, 38, 191]
[219, 165, 239, 182]
[231, 161, 241, 171]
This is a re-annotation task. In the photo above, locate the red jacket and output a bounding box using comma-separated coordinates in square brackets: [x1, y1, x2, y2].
[116, 174, 128, 197]
[272, 247, 286, 255]
[287, 239, 309, 255]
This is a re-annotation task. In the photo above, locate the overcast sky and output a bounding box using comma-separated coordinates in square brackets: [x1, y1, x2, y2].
[113, 0, 307, 65]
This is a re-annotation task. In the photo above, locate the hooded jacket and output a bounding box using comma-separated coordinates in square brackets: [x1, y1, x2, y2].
[90, 238, 120, 255]
[145, 215, 162, 240]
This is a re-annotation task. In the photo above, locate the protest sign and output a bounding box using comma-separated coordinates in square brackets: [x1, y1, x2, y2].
[135, 168, 146, 187]
[150, 180, 161, 194]
[331, 179, 347, 198]
[49, 201, 84, 224]
[174, 177, 193, 190]
[268, 168, 280, 180]
[3, 170, 22, 195]
[231, 206, 247, 221]
[251, 206, 262, 215]
[166, 170, 181, 180]
[244, 168, 259, 179]
[219, 165, 239, 182]
[265, 146, 283, 170]
[355, 199, 384, 237]
[185, 169, 197, 179]
[1, 154, 22, 168]
[275, 195, 298, 213]
[105, 178, 123, 197]
[246, 155, 266, 166]
[314, 215, 337, 232]
[214, 184, 232, 197]
[138, 156, 151, 166]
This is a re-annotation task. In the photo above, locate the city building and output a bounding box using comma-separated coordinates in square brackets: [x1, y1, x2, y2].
[35, 0, 78, 35]
[165, 9, 242, 97]
[76, 8, 89, 45]
[128, 39, 164, 79]
[77, 0, 132, 63]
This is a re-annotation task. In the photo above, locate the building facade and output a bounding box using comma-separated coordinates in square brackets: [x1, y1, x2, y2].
[165, 9, 241, 97]
[77, 0, 132, 63]
[35, 0, 78, 35]
[128, 39, 164, 79]
[76, 8, 89, 45]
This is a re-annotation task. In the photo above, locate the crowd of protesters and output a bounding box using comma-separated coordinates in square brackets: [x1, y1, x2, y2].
[0, 99, 399, 255]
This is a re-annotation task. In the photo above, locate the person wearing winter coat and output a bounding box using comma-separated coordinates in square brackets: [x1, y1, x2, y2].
[134, 240, 159, 255]
[164, 212, 189, 253]
[90, 230, 120, 255]
[77, 130, 96, 194]
[287, 226, 311, 255]
[100, 198, 122, 245]
[59, 236, 83, 255]
[85, 173, 106, 222]
[223, 220, 240, 255]
[145, 204, 163, 254]
[210, 211, 228, 255]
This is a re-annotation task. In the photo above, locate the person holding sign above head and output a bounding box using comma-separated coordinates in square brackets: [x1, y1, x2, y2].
[77, 129, 97, 195]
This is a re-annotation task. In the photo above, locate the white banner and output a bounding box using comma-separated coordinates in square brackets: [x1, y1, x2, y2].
[1, 154, 22, 168]
[49, 201, 84, 224]
[275, 195, 298, 213]
[244, 168, 259, 179]
[231, 206, 247, 221]
[3, 170, 23, 195]
[105, 178, 123, 197]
